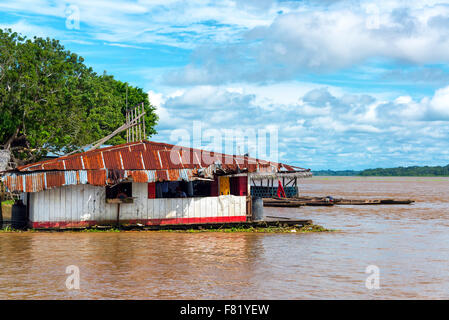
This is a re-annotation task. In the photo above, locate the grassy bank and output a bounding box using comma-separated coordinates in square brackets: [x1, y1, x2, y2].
[162, 224, 333, 233]
[0, 224, 334, 234]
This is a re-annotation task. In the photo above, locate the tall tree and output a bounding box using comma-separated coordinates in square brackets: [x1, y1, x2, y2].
[0, 29, 158, 169]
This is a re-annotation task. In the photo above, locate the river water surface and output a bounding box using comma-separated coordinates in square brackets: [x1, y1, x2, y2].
[1, 177, 448, 299]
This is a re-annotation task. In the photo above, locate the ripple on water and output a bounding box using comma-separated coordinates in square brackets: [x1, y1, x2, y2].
[1, 177, 449, 299]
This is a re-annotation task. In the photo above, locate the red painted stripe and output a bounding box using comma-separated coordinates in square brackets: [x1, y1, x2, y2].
[31, 216, 247, 229]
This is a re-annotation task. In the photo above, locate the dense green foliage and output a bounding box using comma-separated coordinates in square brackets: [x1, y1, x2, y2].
[313, 165, 449, 176]
[312, 170, 360, 176]
[0, 29, 158, 167]
[359, 164, 449, 176]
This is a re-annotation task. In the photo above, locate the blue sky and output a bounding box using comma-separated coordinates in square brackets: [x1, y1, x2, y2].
[2, 0, 449, 170]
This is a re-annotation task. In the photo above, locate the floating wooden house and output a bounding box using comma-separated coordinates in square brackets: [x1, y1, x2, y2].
[1, 140, 311, 229]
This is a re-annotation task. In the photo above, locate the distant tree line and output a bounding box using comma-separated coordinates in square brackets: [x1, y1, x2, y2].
[358, 164, 449, 176]
[312, 170, 361, 176]
[313, 164, 449, 177]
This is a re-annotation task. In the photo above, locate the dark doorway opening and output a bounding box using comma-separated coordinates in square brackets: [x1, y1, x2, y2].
[106, 182, 132, 200]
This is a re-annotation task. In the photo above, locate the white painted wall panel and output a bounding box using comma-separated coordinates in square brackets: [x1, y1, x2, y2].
[175, 198, 182, 220]
[65, 187, 71, 223]
[29, 183, 246, 225]
[152, 198, 160, 219]
[200, 197, 206, 220]
[194, 198, 201, 218]
[146, 197, 154, 220]
[135, 182, 146, 221]
[186, 198, 194, 219]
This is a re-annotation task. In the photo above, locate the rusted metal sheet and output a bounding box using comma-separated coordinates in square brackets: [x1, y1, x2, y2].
[178, 148, 197, 168]
[3, 140, 309, 193]
[46, 172, 65, 189]
[129, 143, 146, 152]
[25, 175, 34, 192]
[167, 169, 181, 181]
[2, 169, 195, 192]
[15, 140, 299, 173]
[159, 150, 183, 169]
[120, 149, 144, 170]
[83, 152, 104, 170]
[64, 157, 83, 170]
[127, 170, 148, 183]
[5, 174, 23, 192]
[142, 150, 162, 170]
[87, 170, 107, 186]
[102, 150, 122, 170]
[156, 170, 168, 181]
[42, 160, 64, 171]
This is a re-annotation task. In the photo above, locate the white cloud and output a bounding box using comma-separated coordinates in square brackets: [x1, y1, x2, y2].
[0, 0, 283, 48]
[3, 0, 449, 169]
[0, 19, 64, 39]
[150, 83, 449, 169]
[167, 1, 449, 84]
[428, 86, 449, 119]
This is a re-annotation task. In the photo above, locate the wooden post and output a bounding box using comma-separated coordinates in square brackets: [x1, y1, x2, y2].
[128, 110, 131, 142]
[116, 203, 121, 228]
[139, 104, 142, 141]
[133, 107, 137, 141]
[26, 192, 30, 223]
[0, 190, 3, 229]
[129, 109, 132, 142]
[125, 111, 128, 143]
[136, 105, 139, 141]
[142, 102, 146, 140]
[295, 177, 299, 196]
[247, 174, 251, 198]
[134, 106, 140, 141]
[137, 105, 140, 141]
[246, 173, 252, 222]
[130, 108, 133, 142]
[134, 107, 136, 140]
[137, 106, 140, 141]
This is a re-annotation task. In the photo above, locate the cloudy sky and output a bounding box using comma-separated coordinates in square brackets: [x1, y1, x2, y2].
[2, 0, 449, 170]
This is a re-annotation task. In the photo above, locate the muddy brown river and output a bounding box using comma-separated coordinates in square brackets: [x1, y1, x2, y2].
[1, 177, 448, 299]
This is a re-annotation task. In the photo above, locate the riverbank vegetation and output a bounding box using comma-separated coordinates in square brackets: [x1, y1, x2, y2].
[160, 224, 333, 233]
[313, 164, 449, 177]
[359, 164, 449, 176]
[0, 224, 334, 233]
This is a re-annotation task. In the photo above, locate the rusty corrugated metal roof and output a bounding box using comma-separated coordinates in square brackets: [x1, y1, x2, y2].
[2, 140, 310, 193]
[16, 140, 301, 173]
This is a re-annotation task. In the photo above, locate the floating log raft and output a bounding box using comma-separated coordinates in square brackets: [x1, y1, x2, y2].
[263, 197, 334, 207]
[263, 196, 415, 207]
[332, 198, 414, 205]
[263, 200, 304, 207]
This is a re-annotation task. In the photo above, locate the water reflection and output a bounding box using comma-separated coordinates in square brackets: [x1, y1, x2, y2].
[0, 232, 264, 299]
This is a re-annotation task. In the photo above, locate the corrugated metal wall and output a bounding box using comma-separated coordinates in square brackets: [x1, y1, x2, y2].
[29, 183, 247, 228]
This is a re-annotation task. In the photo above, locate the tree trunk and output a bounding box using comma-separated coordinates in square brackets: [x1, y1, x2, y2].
[0, 149, 10, 172]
